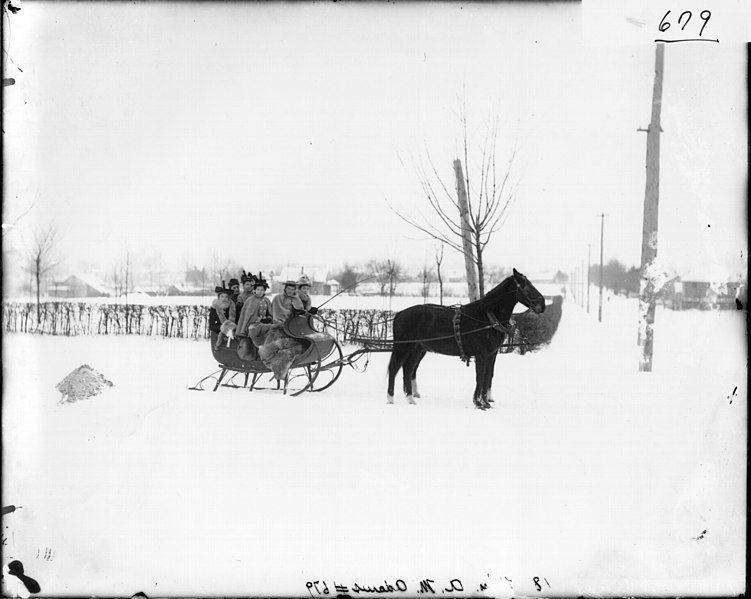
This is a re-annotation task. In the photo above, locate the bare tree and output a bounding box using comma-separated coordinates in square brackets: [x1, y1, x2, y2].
[111, 261, 124, 298]
[24, 225, 58, 325]
[419, 265, 435, 303]
[434, 243, 445, 304]
[209, 253, 241, 288]
[1, 200, 35, 237]
[391, 105, 519, 298]
[110, 251, 132, 299]
[368, 259, 403, 297]
[333, 264, 361, 292]
[145, 250, 164, 289]
[483, 265, 510, 290]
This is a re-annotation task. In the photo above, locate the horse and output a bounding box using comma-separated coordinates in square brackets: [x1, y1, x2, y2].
[386, 268, 546, 410]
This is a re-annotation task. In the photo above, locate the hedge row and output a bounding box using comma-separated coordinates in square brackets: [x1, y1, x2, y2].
[1, 302, 395, 344]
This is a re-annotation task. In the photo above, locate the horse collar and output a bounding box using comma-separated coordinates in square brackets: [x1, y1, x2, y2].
[452, 306, 471, 366]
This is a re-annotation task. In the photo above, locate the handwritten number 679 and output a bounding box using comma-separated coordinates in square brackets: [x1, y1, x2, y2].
[659, 10, 711, 36]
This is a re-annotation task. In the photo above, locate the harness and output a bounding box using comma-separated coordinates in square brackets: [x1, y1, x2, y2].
[325, 277, 539, 363]
[452, 306, 512, 366]
[453, 306, 471, 366]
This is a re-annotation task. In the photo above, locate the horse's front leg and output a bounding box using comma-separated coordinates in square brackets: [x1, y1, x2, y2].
[473, 355, 489, 409]
[483, 352, 498, 408]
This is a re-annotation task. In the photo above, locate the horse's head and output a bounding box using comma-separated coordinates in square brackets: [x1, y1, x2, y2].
[512, 268, 546, 314]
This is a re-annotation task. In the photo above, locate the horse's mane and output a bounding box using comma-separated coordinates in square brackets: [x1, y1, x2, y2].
[464, 275, 517, 311]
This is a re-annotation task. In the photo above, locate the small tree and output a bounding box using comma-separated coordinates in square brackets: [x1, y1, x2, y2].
[24, 225, 58, 326]
[419, 265, 436, 303]
[333, 264, 361, 293]
[369, 259, 403, 297]
[434, 243, 445, 304]
[209, 253, 241, 288]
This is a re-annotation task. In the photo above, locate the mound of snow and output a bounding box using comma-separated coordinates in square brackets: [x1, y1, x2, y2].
[56, 364, 114, 404]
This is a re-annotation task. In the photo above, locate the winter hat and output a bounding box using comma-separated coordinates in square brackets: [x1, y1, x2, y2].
[215, 280, 232, 295]
[254, 272, 269, 289]
[283, 280, 298, 288]
[241, 270, 254, 284]
[298, 274, 312, 288]
[229, 278, 240, 288]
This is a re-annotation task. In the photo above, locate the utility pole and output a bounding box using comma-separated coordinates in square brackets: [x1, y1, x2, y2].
[637, 44, 665, 372]
[598, 213, 606, 322]
[454, 159, 480, 302]
[587, 244, 592, 313]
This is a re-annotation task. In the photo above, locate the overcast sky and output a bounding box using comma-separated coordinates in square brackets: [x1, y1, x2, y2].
[2, 1, 747, 281]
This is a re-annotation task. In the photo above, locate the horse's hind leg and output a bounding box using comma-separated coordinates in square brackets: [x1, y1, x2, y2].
[387, 345, 411, 404]
[401, 348, 424, 405]
[410, 349, 428, 399]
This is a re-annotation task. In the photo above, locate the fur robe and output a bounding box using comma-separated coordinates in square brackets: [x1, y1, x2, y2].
[248, 323, 307, 381]
[296, 290, 312, 312]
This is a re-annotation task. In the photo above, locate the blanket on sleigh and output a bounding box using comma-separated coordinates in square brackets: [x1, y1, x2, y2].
[244, 323, 308, 381]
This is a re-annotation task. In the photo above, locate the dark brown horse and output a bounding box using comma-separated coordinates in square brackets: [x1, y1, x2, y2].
[386, 269, 546, 409]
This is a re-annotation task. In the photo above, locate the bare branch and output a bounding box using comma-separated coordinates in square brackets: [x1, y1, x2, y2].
[386, 199, 465, 255]
[2, 200, 35, 236]
[423, 146, 460, 211]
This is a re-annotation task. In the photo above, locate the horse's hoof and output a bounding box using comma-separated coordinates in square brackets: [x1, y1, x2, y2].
[413, 393, 421, 399]
[406, 395, 416, 405]
[386, 395, 394, 405]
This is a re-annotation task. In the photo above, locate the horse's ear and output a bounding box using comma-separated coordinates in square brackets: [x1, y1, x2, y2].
[513, 268, 520, 278]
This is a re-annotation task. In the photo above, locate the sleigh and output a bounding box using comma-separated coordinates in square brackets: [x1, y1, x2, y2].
[189, 314, 346, 396]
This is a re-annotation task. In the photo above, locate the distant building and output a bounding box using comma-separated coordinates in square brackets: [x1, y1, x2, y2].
[272, 266, 339, 295]
[662, 268, 743, 310]
[49, 274, 111, 298]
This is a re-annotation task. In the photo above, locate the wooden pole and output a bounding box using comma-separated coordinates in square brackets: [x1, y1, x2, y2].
[454, 159, 480, 301]
[638, 44, 665, 372]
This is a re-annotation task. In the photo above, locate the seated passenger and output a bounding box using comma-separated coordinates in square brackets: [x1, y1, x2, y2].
[271, 280, 300, 323]
[236, 270, 256, 313]
[294, 275, 318, 315]
[209, 282, 237, 351]
[236, 273, 273, 337]
[228, 278, 241, 306]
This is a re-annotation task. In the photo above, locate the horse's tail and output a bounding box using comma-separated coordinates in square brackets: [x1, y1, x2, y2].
[387, 348, 402, 377]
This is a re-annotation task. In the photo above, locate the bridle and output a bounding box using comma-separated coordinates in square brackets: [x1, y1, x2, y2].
[514, 276, 539, 310]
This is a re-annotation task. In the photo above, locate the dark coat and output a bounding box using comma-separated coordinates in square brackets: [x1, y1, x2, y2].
[209, 298, 236, 333]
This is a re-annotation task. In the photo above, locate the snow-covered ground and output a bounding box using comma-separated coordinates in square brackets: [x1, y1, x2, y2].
[2, 296, 746, 597]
